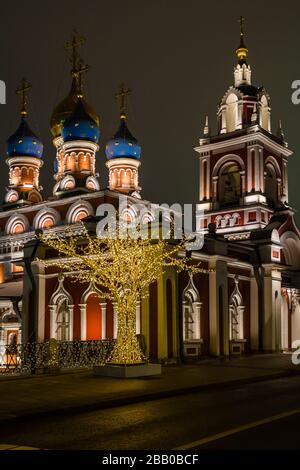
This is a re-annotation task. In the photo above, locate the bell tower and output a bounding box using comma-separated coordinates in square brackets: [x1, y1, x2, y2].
[195, 19, 292, 236]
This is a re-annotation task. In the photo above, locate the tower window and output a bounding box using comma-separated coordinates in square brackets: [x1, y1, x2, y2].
[219, 163, 241, 207]
[265, 164, 278, 208]
[225, 93, 238, 132]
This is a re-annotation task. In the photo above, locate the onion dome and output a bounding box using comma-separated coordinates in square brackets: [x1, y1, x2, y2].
[61, 98, 100, 143]
[7, 118, 43, 158]
[50, 77, 99, 138]
[105, 116, 141, 160]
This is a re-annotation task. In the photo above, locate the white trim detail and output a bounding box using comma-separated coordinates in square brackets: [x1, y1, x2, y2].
[182, 272, 202, 341]
[48, 275, 74, 341]
[66, 200, 94, 224]
[5, 213, 30, 235]
[229, 275, 245, 340]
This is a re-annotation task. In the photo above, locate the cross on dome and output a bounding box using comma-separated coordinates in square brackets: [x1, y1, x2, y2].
[235, 15, 248, 63]
[16, 78, 32, 118]
[64, 30, 85, 76]
[115, 83, 131, 119]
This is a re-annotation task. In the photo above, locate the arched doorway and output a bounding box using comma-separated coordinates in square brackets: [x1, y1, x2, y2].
[86, 293, 102, 340]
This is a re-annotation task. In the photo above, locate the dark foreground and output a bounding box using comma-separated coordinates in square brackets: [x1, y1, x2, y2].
[1, 374, 300, 450]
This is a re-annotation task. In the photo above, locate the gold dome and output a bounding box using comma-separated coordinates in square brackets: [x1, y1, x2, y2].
[50, 77, 100, 138]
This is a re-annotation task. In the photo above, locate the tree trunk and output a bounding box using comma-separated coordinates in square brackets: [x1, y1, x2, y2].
[109, 295, 144, 365]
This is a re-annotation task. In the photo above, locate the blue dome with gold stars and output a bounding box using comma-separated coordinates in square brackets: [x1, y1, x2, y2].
[61, 98, 100, 143]
[7, 118, 43, 158]
[105, 117, 141, 160]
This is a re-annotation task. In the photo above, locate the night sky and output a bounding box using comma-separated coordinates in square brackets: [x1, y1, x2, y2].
[0, 0, 300, 221]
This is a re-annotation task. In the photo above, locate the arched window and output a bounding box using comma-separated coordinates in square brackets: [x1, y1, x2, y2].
[56, 299, 70, 341]
[225, 93, 238, 132]
[66, 153, 76, 172]
[265, 163, 277, 208]
[66, 200, 93, 224]
[219, 163, 241, 207]
[78, 152, 90, 171]
[182, 273, 202, 341]
[229, 276, 245, 341]
[49, 275, 74, 341]
[6, 214, 29, 235]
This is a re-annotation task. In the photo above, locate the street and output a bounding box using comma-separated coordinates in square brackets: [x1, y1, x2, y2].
[1, 374, 300, 450]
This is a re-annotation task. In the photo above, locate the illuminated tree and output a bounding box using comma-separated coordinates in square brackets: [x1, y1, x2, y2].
[39, 223, 204, 365]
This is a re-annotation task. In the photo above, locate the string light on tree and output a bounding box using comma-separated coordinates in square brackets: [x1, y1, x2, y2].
[38, 221, 208, 365]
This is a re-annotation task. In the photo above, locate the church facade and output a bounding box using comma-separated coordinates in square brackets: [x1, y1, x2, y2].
[1, 24, 300, 365]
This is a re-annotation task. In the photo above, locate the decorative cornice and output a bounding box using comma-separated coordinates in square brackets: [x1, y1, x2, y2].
[195, 130, 293, 158]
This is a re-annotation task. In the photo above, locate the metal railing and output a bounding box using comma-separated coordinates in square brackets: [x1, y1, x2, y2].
[0, 339, 115, 375]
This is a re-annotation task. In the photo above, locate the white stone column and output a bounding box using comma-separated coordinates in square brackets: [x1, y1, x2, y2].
[240, 170, 246, 196]
[100, 302, 106, 339]
[209, 258, 229, 356]
[212, 176, 218, 202]
[209, 260, 218, 355]
[250, 275, 259, 350]
[255, 150, 260, 191]
[263, 267, 282, 352]
[49, 306, 56, 339]
[238, 306, 245, 340]
[79, 304, 87, 340]
[199, 158, 204, 201]
[32, 262, 45, 342]
[277, 178, 282, 201]
[237, 103, 243, 129]
[259, 148, 264, 193]
[68, 305, 74, 341]
[193, 302, 202, 339]
[283, 160, 288, 202]
[113, 303, 118, 339]
[220, 108, 227, 133]
[247, 146, 253, 193]
[136, 300, 141, 335]
[157, 274, 168, 360]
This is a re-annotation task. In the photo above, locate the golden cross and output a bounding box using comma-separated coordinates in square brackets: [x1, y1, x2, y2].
[16, 78, 32, 117]
[115, 83, 131, 117]
[239, 15, 245, 37]
[64, 30, 85, 75]
[74, 60, 89, 98]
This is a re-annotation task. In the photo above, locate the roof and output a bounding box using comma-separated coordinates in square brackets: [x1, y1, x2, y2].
[0, 280, 23, 299]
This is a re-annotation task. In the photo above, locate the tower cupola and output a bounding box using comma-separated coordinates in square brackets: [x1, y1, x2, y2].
[106, 84, 141, 196]
[5, 79, 43, 206]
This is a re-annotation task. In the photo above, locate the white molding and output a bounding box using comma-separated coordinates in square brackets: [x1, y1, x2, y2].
[195, 131, 293, 158]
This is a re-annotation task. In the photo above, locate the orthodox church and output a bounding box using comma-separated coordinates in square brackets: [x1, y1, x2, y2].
[0, 22, 300, 364]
